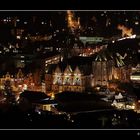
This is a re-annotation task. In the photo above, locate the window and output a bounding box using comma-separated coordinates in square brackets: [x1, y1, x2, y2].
[64, 76, 72, 85]
[73, 76, 81, 85]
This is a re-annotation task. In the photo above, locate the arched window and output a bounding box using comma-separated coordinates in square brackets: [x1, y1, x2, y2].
[64, 76, 72, 85]
[73, 76, 81, 85]
[53, 73, 62, 85]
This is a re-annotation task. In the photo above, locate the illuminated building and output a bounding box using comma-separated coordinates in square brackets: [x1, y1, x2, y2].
[92, 53, 132, 86]
[113, 65, 131, 83]
[45, 72, 53, 92]
[28, 35, 52, 42]
[45, 56, 95, 93]
[35, 99, 57, 112]
[51, 65, 85, 93]
[45, 53, 133, 93]
[0, 69, 39, 94]
[130, 72, 140, 84]
[67, 10, 80, 32]
[44, 53, 62, 73]
[131, 64, 140, 73]
[14, 54, 35, 68]
[0, 70, 24, 93]
[92, 54, 114, 86]
[111, 93, 136, 110]
[130, 64, 140, 84]
[45, 62, 93, 93]
[19, 91, 57, 112]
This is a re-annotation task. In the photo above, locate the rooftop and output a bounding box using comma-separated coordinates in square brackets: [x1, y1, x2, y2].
[20, 90, 49, 102]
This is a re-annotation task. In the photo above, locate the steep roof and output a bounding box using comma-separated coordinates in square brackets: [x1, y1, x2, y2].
[20, 90, 49, 102]
[46, 64, 57, 74]
[74, 66, 81, 74]
[64, 65, 73, 74]
[46, 56, 93, 75]
[54, 65, 62, 73]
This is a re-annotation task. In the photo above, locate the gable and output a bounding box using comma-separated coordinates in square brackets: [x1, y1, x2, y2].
[64, 65, 73, 74]
[74, 66, 81, 75]
[54, 66, 61, 74]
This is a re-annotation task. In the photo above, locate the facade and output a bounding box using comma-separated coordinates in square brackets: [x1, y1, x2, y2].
[51, 65, 85, 93]
[92, 54, 114, 86]
[45, 55, 132, 93]
[130, 72, 140, 84]
[0, 70, 24, 91]
[93, 60, 131, 87]
[130, 64, 140, 84]
[92, 61, 112, 86]
[0, 70, 38, 93]
[45, 64, 93, 93]
[113, 65, 131, 82]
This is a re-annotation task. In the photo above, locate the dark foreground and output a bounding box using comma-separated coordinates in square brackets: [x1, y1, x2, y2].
[0, 104, 140, 129]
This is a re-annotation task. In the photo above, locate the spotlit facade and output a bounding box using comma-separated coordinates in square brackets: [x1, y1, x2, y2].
[46, 65, 88, 93]
[130, 64, 140, 84]
[92, 60, 114, 86]
[45, 55, 132, 94]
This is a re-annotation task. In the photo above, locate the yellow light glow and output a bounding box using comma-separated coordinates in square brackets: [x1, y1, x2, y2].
[96, 87, 100, 91]
[67, 10, 80, 31]
[51, 93, 55, 100]
[131, 105, 135, 110]
[117, 24, 133, 37]
[130, 75, 140, 80]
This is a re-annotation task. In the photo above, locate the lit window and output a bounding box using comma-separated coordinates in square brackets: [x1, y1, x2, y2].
[21, 55, 25, 58]
[16, 36, 21, 39]
[16, 19, 20, 22]
[73, 76, 81, 85]
[63, 76, 72, 85]
[24, 22, 27, 24]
